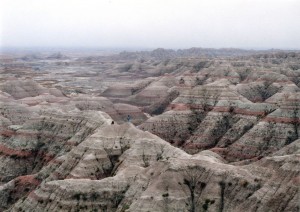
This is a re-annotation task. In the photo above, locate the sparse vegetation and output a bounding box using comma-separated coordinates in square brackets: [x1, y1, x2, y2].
[179, 166, 207, 212]
[142, 148, 150, 167]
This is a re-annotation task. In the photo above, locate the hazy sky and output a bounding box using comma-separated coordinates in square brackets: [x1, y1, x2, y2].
[1, 0, 300, 49]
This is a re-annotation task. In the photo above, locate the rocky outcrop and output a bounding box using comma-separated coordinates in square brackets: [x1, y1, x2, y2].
[5, 120, 299, 212]
[0, 79, 64, 99]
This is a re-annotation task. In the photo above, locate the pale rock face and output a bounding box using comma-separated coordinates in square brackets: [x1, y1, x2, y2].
[0, 79, 64, 99]
[7, 120, 299, 212]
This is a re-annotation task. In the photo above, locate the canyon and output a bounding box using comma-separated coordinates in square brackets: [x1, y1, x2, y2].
[0, 48, 299, 211]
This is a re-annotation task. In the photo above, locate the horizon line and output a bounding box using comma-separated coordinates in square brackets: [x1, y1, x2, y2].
[1, 46, 300, 52]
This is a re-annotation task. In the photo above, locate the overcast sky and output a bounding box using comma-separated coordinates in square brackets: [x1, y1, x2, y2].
[1, 0, 300, 49]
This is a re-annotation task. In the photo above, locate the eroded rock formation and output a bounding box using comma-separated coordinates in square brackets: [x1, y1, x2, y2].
[0, 48, 299, 211]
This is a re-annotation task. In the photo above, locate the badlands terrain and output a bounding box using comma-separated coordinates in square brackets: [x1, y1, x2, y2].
[0, 48, 299, 211]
